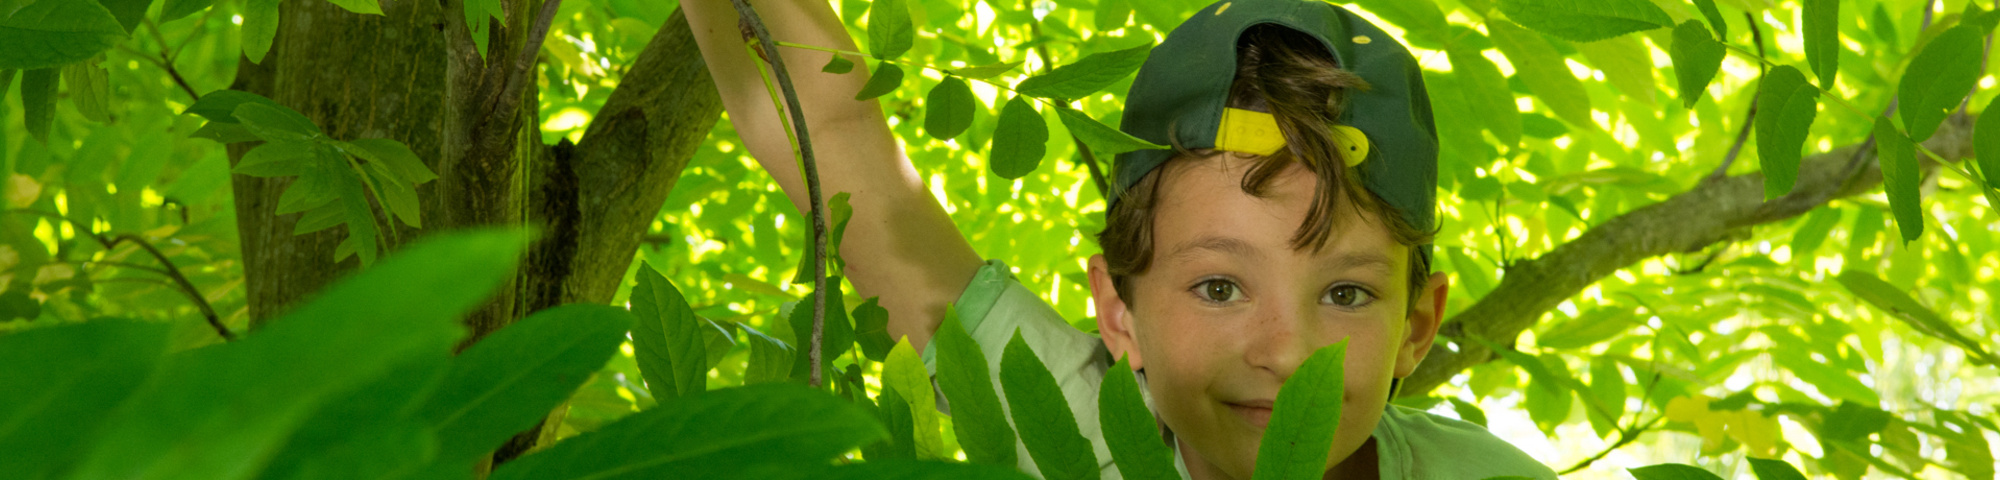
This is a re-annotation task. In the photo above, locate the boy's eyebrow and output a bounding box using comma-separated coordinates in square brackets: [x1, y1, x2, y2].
[1167, 235, 1263, 262]
[1326, 252, 1396, 277]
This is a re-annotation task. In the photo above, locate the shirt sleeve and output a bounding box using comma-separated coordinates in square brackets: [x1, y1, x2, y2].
[1372, 405, 1561, 480]
[922, 260, 1120, 479]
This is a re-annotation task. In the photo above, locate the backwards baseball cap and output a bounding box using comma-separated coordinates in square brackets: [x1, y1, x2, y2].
[1111, 0, 1439, 266]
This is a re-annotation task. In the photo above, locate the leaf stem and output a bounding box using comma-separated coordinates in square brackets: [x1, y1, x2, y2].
[731, 0, 833, 388]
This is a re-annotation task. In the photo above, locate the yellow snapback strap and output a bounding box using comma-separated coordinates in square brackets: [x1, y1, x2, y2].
[1215, 107, 1370, 167]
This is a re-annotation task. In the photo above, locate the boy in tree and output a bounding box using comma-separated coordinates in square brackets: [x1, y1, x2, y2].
[684, 0, 1558, 478]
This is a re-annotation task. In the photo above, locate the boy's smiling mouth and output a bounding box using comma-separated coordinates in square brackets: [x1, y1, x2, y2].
[1226, 399, 1276, 429]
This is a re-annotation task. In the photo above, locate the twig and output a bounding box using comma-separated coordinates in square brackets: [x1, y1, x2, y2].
[3, 209, 229, 340]
[1075, 139, 1111, 198]
[730, 0, 834, 388]
[1559, 414, 1666, 474]
[1708, 14, 1764, 183]
[487, 0, 563, 124]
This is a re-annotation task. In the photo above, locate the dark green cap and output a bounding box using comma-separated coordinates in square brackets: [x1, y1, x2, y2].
[1112, 0, 1438, 266]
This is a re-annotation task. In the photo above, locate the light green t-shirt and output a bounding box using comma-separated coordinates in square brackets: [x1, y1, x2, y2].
[922, 260, 1559, 480]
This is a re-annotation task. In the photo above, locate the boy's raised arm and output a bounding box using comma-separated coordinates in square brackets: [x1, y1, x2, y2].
[682, 0, 984, 351]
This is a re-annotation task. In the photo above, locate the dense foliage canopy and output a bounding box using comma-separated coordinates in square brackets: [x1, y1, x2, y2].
[2, 0, 1997, 478]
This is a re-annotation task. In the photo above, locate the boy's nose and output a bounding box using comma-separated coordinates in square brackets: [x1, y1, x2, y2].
[1240, 300, 1318, 381]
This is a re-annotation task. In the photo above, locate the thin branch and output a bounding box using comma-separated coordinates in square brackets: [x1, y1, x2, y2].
[1708, 14, 1764, 183]
[730, 0, 834, 388]
[5, 209, 230, 340]
[1075, 138, 1111, 198]
[1559, 414, 1665, 475]
[132, 19, 200, 100]
[488, 0, 564, 124]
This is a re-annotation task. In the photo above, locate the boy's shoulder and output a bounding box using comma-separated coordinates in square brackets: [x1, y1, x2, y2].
[1373, 405, 1559, 480]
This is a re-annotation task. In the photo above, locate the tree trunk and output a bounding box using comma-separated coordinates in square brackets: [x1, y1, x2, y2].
[223, 0, 721, 468]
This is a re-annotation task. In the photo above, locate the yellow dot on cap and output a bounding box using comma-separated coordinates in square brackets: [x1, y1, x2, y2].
[1352, 35, 1372, 44]
[1216, 2, 1231, 15]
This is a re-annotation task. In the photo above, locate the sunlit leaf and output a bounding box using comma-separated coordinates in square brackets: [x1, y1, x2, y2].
[855, 62, 905, 100]
[1054, 105, 1163, 157]
[1629, 463, 1725, 480]
[867, 0, 913, 60]
[1898, 24, 1985, 142]
[1252, 340, 1347, 480]
[1802, 0, 1839, 88]
[1753, 65, 1818, 200]
[1000, 329, 1097, 480]
[1747, 458, 1808, 480]
[1014, 43, 1151, 100]
[1496, 0, 1672, 42]
[925, 76, 977, 141]
[1979, 94, 2000, 187]
[1691, 0, 1727, 39]
[631, 262, 707, 401]
[884, 339, 945, 459]
[1871, 117, 1922, 243]
[935, 306, 1018, 466]
[1488, 20, 1593, 127]
[1669, 21, 1725, 109]
[990, 97, 1050, 179]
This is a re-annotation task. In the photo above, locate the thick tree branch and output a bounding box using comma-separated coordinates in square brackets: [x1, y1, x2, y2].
[1400, 113, 1978, 397]
[728, 0, 833, 388]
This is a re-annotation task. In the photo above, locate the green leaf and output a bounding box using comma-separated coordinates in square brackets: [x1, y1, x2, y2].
[741, 323, 796, 384]
[1055, 105, 1163, 157]
[1576, 35, 1653, 105]
[1014, 43, 1150, 100]
[755, 460, 1035, 480]
[187, 90, 282, 123]
[1496, 0, 1672, 42]
[192, 122, 262, 143]
[698, 319, 734, 370]
[293, 203, 345, 235]
[1835, 270, 1998, 365]
[874, 381, 918, 460]
[1753, 65, 1818, 200]
[631, 262, 707, 401]
[242, 0, 281, 64]
[884, 339, 945, 459]
[1251, 340, 1347, 480]
[1802, 0, 1838, 88]
[1489, 20, 1593, 128]
[1872, 117, 1922, 243]
[324, 0, 383, 15]
[1629, 463, 1725, 480]
[19, 68, 55, 143]
[258, 353, 448, 480]
[935, 306, 1018, 466]
[787, 283, 852, 378]
[273, 155, 338, 213]
[953, 60, 1024, 80]
[822, 53, 855, 74]
[1691, 0, 1727, 39]
[1346, 0, 1449, 46]
[490, 383, 889, 480]
[234, 140, 316, 177]
[1447, 397, 1489, 427]
[1098, 354, 1176, 480]
[1000, 329, 1098, 480]
[0, 0, 126, 70]
[357, 156, 422, 228]
[342, 138, 438, 184]
[852, 297, 893, 361]
[1869, 4, 1898, 47]
[1588, 358, 1626, 430]
[64, 57, 110, 122]
[116, 131, 173, 192]
[66, 230, 523, 480]
[1536, 308, 1630, 349]
[925, 76, 977, 140]
[1095, 0, 1131, 31]
[1820, 401, 1891, 442]
[233, 102, 324, 143]
[990, 97, 1050, 179]
[0, 320, 168, 479]
[1979, 94, 2000, 188]
[1787, 206, 1841, 258]
[1747, 458, 1809, 480]
[1670, 21, 1726, 109]
[1897, 24, 1986, 142]
[162, 0, 215, 22]
[1446, 43, 1521, 148]
[867, 0, 913, 59]
[331, 163, 381, 262]
[1770, 350, 1879, 405]
[464, 0, 503, 59]
[855, 62, 905, 100]
[417, 304, 632, 469]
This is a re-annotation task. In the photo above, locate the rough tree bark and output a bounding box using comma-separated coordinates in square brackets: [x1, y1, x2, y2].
[1401, 113, 1978, 397]
[223, 0, 719, 469]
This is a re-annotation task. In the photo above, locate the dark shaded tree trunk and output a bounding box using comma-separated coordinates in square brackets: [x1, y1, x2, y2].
[224, 0, 721, 468]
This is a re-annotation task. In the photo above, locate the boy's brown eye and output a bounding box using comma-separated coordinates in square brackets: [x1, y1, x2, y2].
[1324, 285, 1374, 307]
[1198, 280, 1243, 303]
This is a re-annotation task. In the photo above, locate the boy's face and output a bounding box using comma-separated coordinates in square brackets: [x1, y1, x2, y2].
[1089, 154, 1446, 479]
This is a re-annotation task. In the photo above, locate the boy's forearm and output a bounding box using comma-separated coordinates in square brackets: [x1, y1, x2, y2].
[681, 0, 984, 352]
